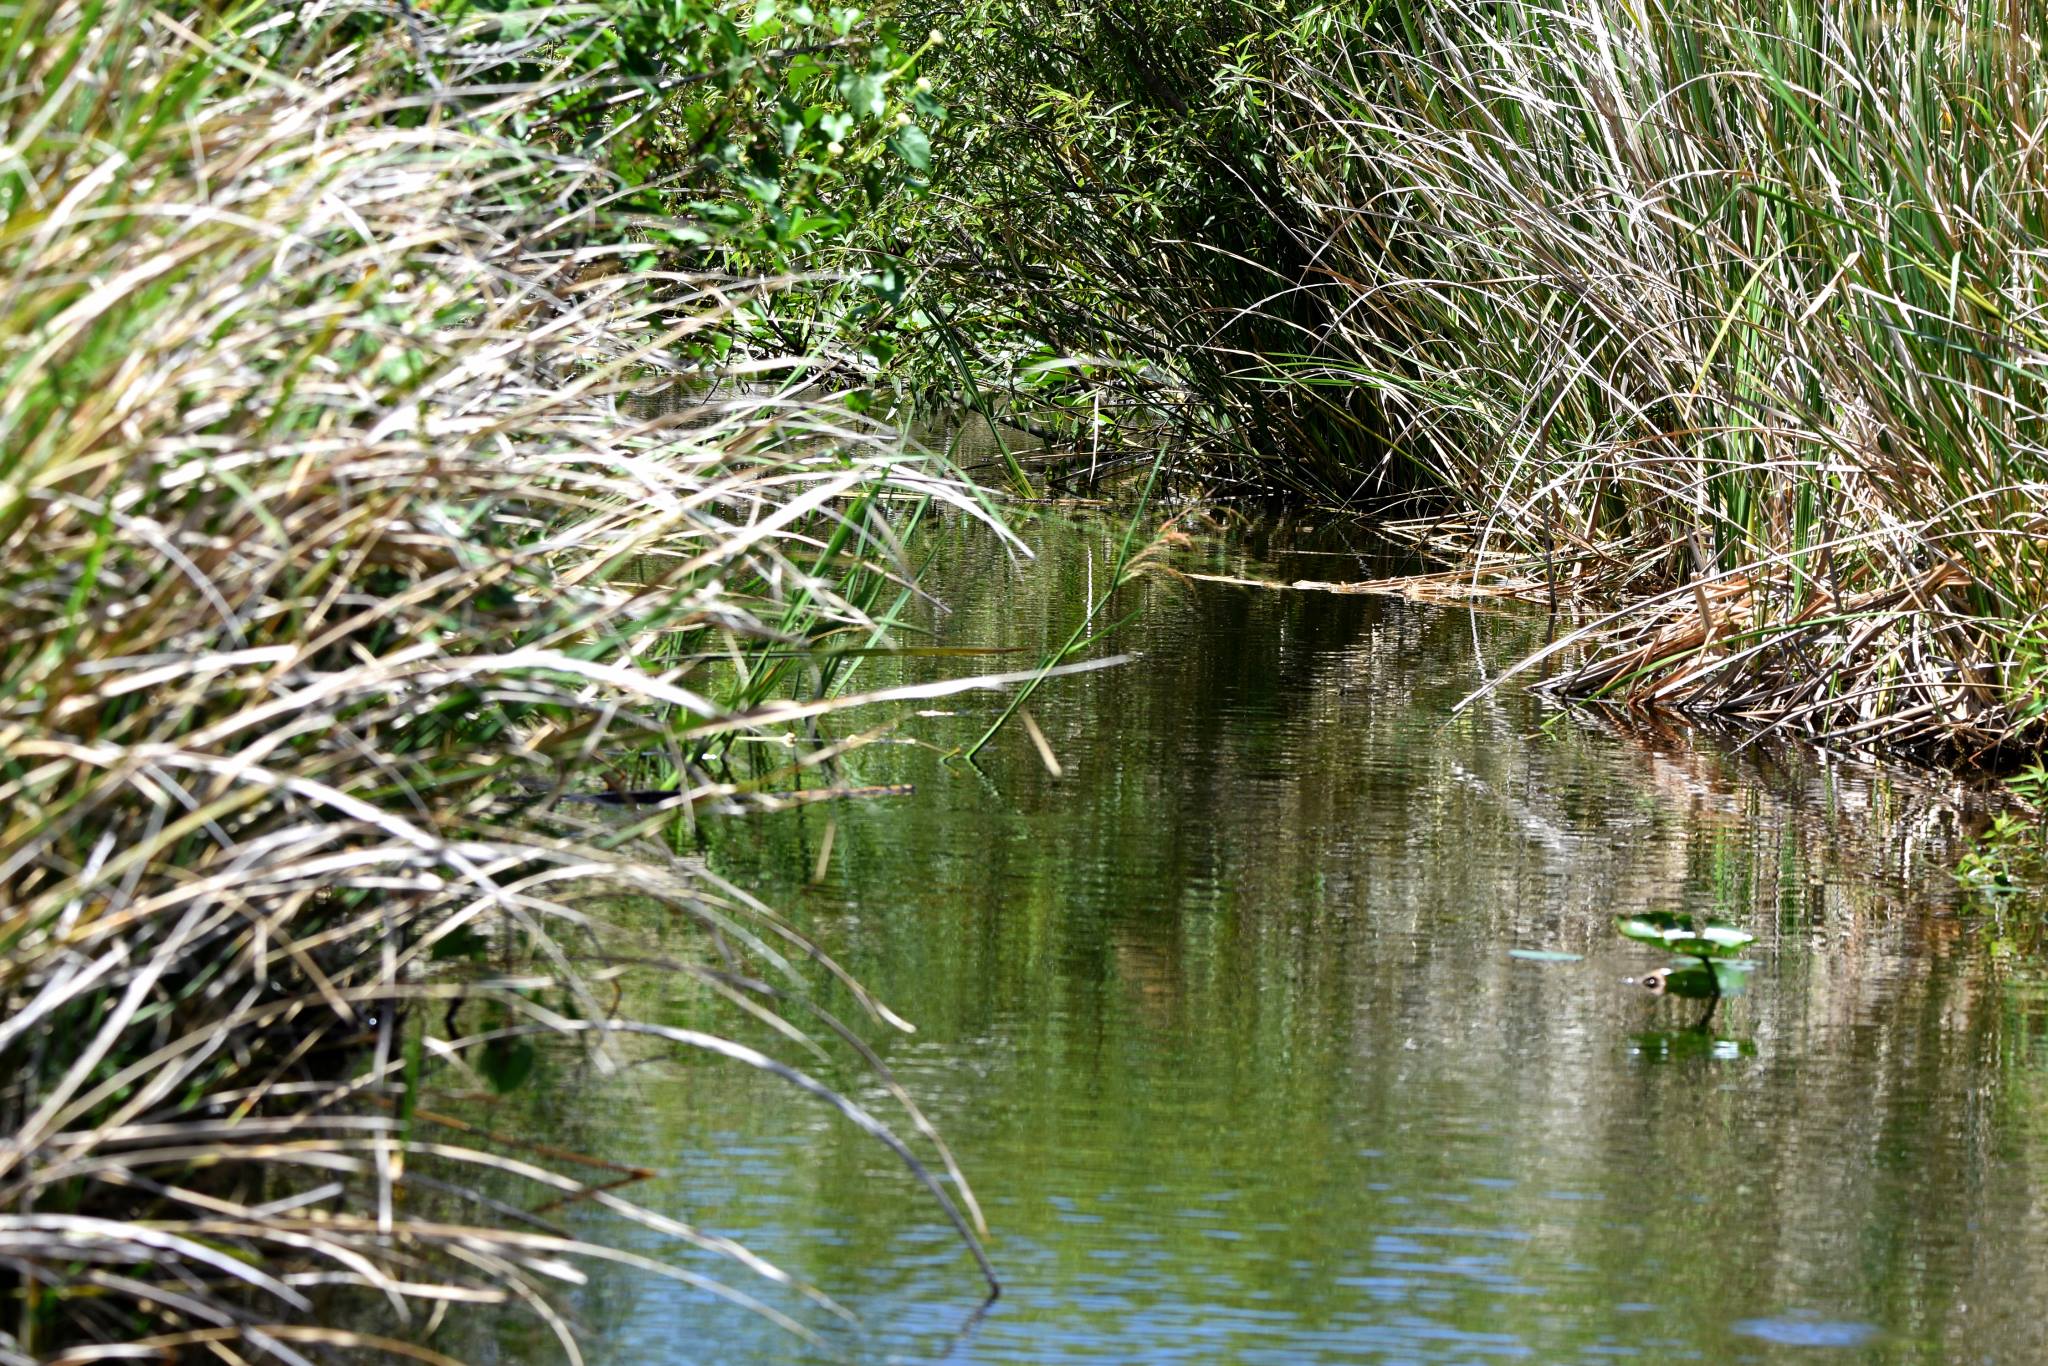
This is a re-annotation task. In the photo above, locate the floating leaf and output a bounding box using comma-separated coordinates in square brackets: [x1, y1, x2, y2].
[1508, 949, 1583, 963]
[1614, 910, 1694, 943]
[1613, 912, 1754, 959]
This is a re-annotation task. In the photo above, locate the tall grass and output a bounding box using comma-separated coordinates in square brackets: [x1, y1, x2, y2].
[1254, 0, 2048, 761]
[912, 0, 2048, 762]
[0, 2, 1005, 1358]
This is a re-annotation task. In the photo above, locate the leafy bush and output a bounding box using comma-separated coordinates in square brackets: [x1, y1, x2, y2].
[518, 0, 953, 378]
[882, 0, 1389, 488]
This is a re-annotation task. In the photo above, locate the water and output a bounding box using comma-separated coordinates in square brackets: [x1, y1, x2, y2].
[484, 511, 2048, 1363]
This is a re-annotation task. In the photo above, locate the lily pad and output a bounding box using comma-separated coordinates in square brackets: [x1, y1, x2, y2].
[1613, 911, 1755, 959]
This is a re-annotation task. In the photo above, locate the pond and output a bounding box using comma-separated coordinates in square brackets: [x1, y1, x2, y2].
[486, 510, 2048, 1364]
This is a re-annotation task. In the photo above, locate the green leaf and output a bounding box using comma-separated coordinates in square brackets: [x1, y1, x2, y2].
[479, 1037, 537, 1094]
[735, 173, 782, 205]
[1630, 959, 1755, 999]
[844, 73, 885, 120]
[863, 265, 904, 304]
[787, 209, 841, 240]
[400, 1026, 425, 1136]
[1613, 912, 1754, 959]
[1614, 910, 1696, 944]
[892, 124, 931, 170]
[429, 925, 489, 963]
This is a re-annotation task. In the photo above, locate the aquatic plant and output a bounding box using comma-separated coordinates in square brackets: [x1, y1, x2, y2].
[1303, 0, 2048, 767]
[1955, 761, 2048, 900]
[0, 2, 1004, 1358]
[1615, 913, 1757, 1010]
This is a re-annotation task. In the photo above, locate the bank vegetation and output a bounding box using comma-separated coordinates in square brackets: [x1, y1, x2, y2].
[910, 0, 2048, 766]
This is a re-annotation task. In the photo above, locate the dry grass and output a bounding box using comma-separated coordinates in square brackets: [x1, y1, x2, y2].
[0, 2, 1006, 1359]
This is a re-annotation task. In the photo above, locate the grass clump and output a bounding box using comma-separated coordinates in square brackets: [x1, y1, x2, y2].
[0, 1, 1001, 1358]
[1266, 0, 2048, 763]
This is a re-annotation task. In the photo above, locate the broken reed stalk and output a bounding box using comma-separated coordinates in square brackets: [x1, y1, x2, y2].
[0, 2, 1002, 1360]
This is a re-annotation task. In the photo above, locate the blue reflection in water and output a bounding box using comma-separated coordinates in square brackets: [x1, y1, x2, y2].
[1731, 1316, 1881, 1348]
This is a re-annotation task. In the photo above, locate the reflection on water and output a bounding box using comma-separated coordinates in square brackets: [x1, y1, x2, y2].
[497, 512, 2048, 1363]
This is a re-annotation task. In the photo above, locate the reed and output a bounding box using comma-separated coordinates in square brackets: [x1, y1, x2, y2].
[909, 0, 2048, 762]
[1254, 0, 2048, 762]
[0, 2, 1003, 1358]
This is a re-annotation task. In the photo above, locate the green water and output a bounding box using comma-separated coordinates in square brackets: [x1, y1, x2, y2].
[506, 512, 2048, 1363]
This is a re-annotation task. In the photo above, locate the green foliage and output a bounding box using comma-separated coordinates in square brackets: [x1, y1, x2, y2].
[895, 0, 2048, 760]
[1957, 811, 2045, 899]
[1615, 913, 1756, 1005]
[480, 1036, 542, 1094]
[2010, 761, 2048, 809]
[1300, 0, 2048, 757]
[1633, 961, 1756, 1001]
[517, 0, 951, 373]
[878, 0, 1368, 480]
[0, 2, 999, 1357]
[1956, 761, 2048, 900]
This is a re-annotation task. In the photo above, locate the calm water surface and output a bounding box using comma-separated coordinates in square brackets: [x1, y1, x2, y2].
[507, 512, 2048, 1363]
